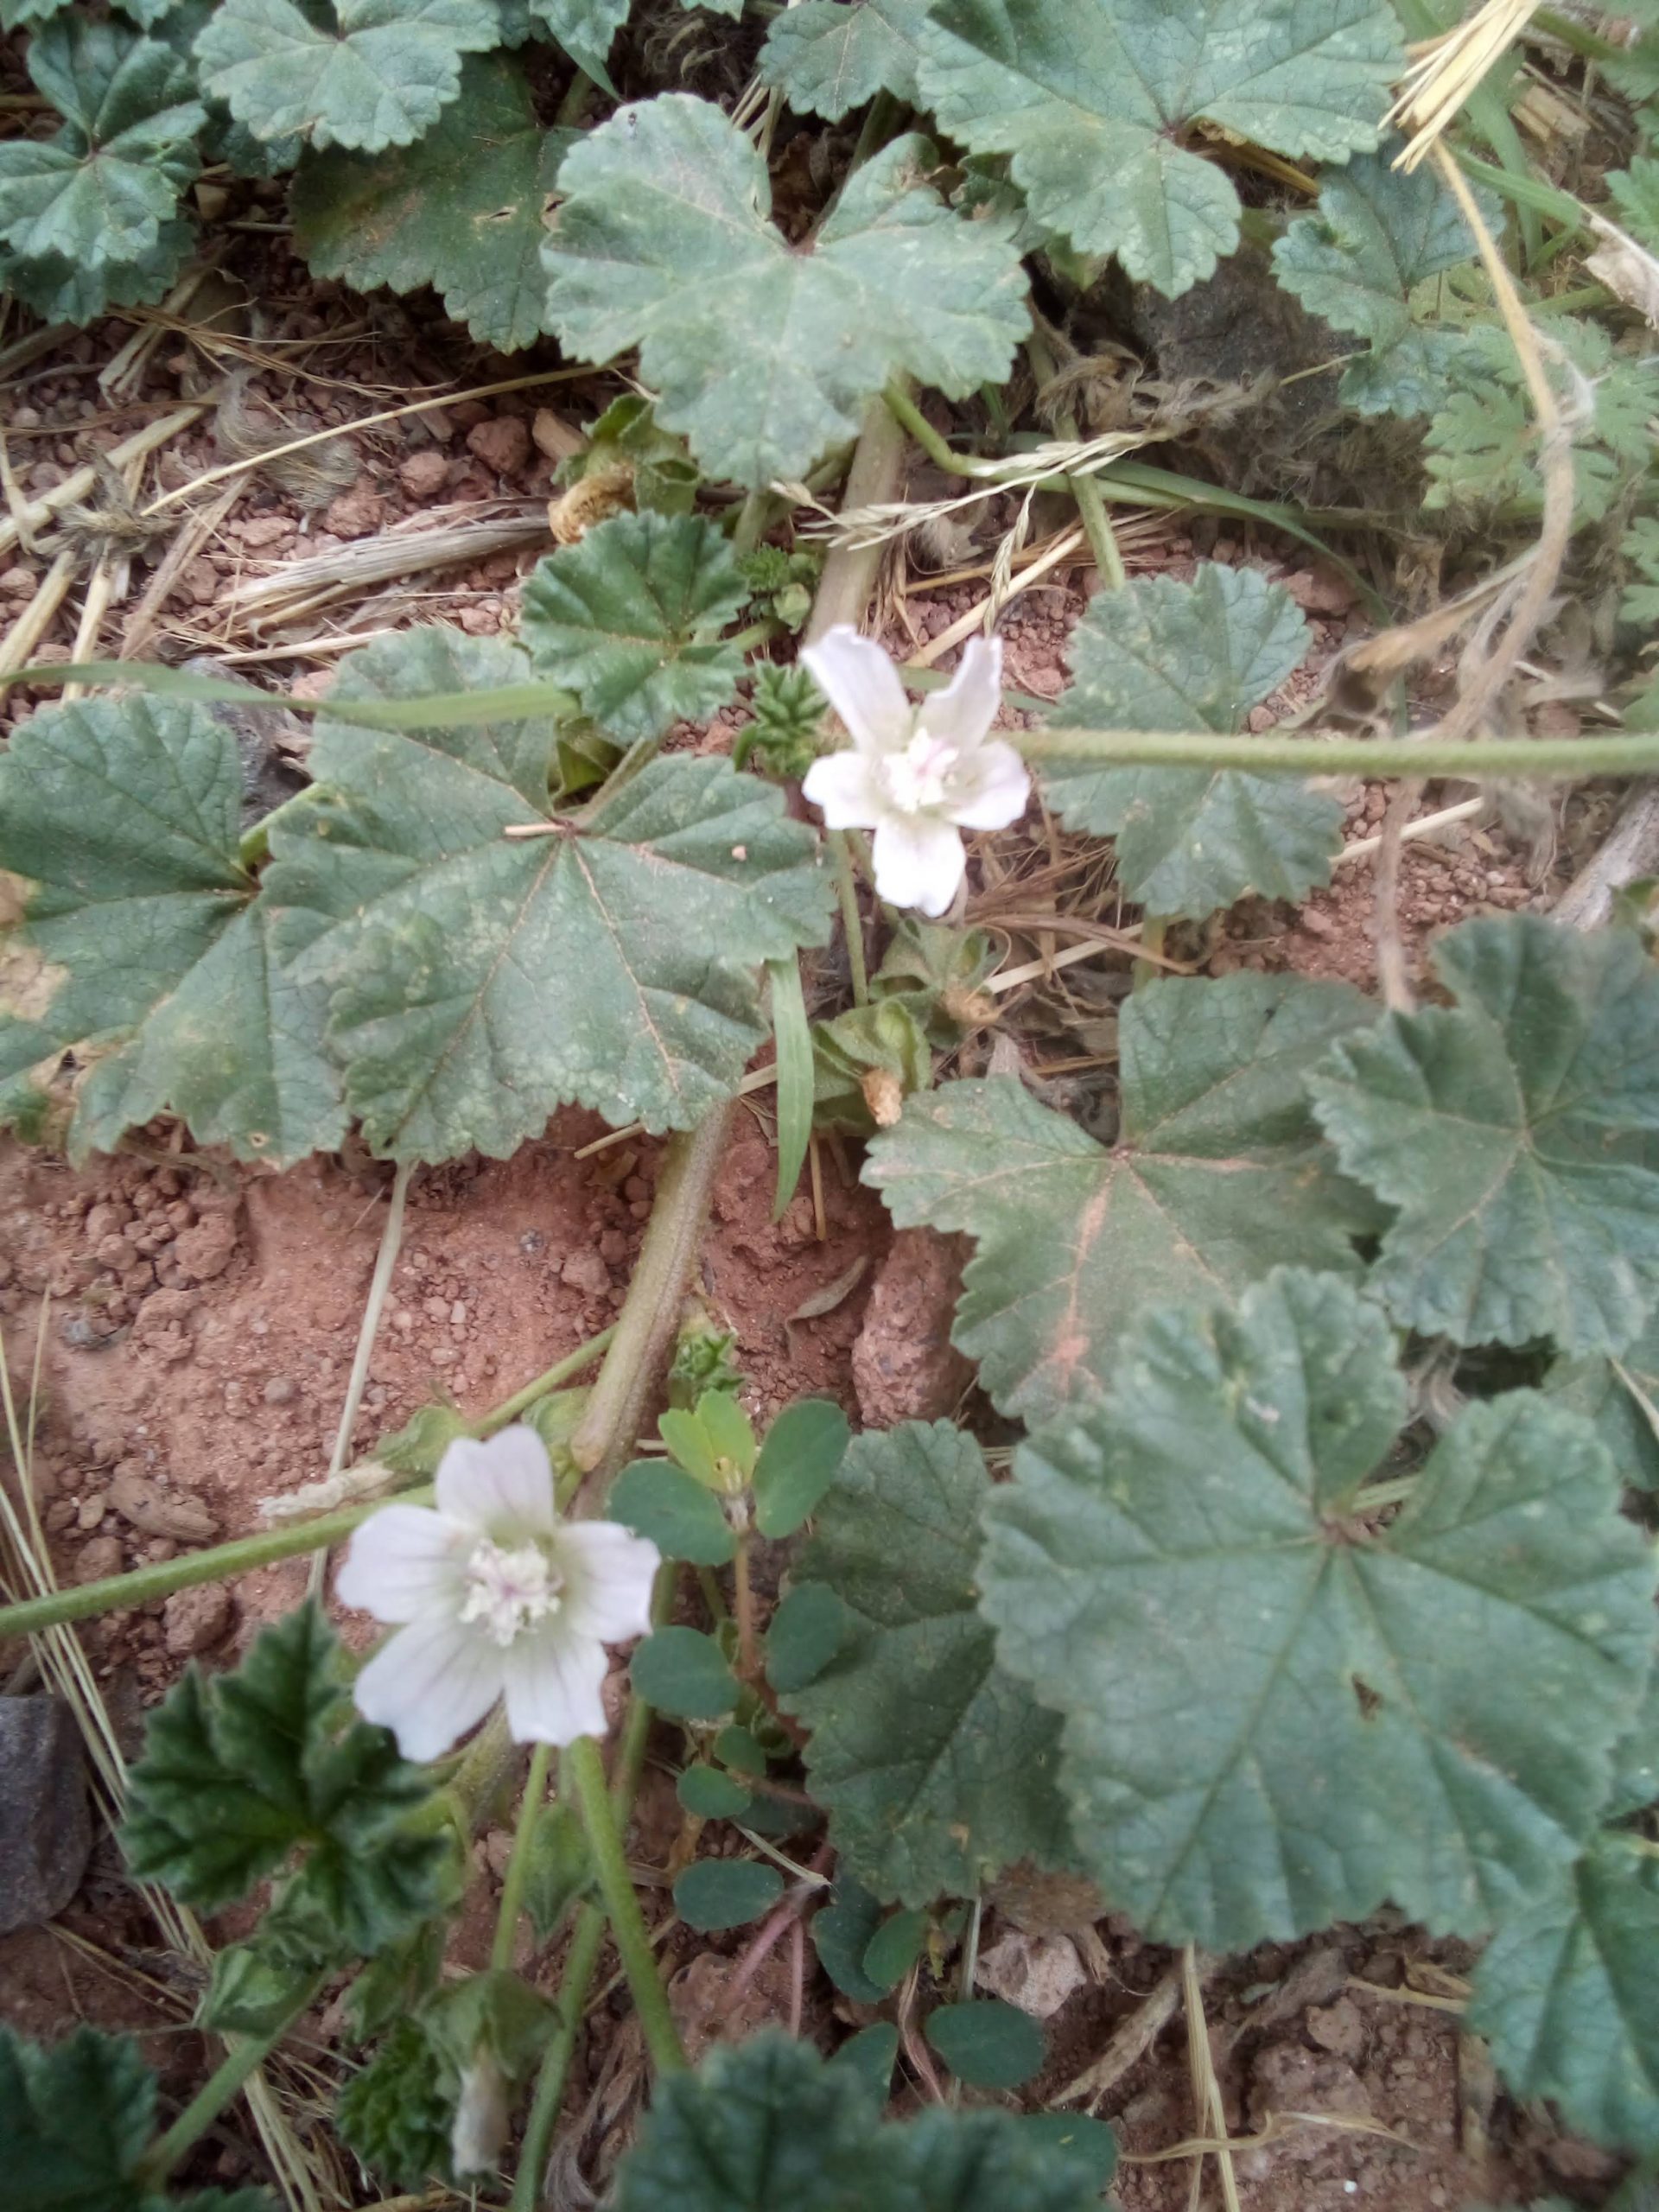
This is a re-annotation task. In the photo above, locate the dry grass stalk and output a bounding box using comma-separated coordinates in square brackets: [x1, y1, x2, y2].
[1056, 1956, 1186, 2109]
[226, 506, 550, 628]
[911, 526, 1085, 668]
[810, 429, 1154, 551]
[0, 548, 76, 688]
[0, 404, 208, 560]
[1388, 0, 1541, 171]
[118, 480, 243, 659]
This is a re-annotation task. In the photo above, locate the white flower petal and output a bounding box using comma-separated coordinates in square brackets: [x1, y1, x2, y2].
[802, 748, 884, 830]
[451, 2056, 509, 2179]
[557, 1521, 662, 1642]
[335, 1503, 467, 1624]
[872, 813, 966, 917]
[916, 634, 1002, 753]
[946, 738, 1031, 831]
[802, 626, 912, 753]
[352, 1611, 502, 1762]
[501, 1624, 610, 1745]
[435, 1426, 555, 1538]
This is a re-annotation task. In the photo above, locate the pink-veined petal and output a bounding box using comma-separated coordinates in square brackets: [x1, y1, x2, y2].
[335, 1503, 467, 1624]
[871, 813, 966, 917]
[352, 1612, 502, 1762]
[801, 749, 883, 830]
[916, 634, 1002, 753]
[501, 1624, 610, 1745]
[557, 1521, 662, 1642]
[946, 738, 1031, 831]
[802, 626, 912, 753]
[435, 1427, 555, 1538]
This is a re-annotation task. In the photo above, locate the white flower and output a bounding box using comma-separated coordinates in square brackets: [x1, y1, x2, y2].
[335, 1426, 660, 1763]
[800, 626, 1030, 917]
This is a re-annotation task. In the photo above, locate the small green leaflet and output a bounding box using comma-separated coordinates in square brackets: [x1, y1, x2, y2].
[1609, 155, 1659, 250]
[194, 0, 499, 152]
[263, 627, 830, 1161]
[336, 2018, 456, 2191]
[3, 2024, 276, 2212]
[912, 0, 1401, 297]
[1470, 1834, 1659, 2153]
[0, 19, 202, 269]
[925, 2001, 1044, 2091]
[866, 972, 1377, 1421]
[674, 1859, 785, 1930]
[0, 695, 344, 1167]
[1308, 916, 1659, 1357]
[1271, 148, 1481, 416]
[777, 1421, 1072, 1906]
[123, 1603, 450, 1962]
[290, 52, 575, 353]
[760, 0, 930, 120]
[520, 513, 749, 744]
[543, 101, 1029, 487]
[1041, 563, 1336, 918]
[611, 2033, 1099, 2212]
[980, 1269, 1657, 1951]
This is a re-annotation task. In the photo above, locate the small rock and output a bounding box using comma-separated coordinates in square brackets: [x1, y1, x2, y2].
[0, 1696, 92, 1931]
[852, 1229, 974, 1427]
[561, 1248, 613, 1299]
[598, 1229, 628, 1264]
[108, 1469, 218, 1543]
[1305, 1996, 1365, 2063]
[74, 1533, 124, 1581]
[1280, 567, 1356, 616]
[76, 1493, 106, 1531]
[238, 514, 291, 549]
[975, 1929, 1087, 2019]
[398, 448, 450, 500]
[1248, 2041, 1371, 2160]
[162, 1582, 234, 1656]
[323, 481, 386, 538]
[1300, 907, 1337, 939]
[172, 1213, 238, 1283]
[467, 416, 531, 476]
[263, 1376, 298, 1406]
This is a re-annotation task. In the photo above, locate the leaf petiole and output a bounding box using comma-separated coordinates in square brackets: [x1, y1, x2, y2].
[137, 1969, 324, 2190]
[568, 1732, 686, 2075]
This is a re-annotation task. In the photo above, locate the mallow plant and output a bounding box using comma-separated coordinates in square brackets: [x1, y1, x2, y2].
[7, 3, 1659, 2207]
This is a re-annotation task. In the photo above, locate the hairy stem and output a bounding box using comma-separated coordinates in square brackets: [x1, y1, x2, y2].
[568, 1732, 686, 2075]
[806, 397, 907, 643]
[138, 1973, 324, 2187]
[733, 1532, 759, 1678]
[1017, 727, 1659, 779]
[492, 1742, 553, 1974]
[830, 834, 870, 1004]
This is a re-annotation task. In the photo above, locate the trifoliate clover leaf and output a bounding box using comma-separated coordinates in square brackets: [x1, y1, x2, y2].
[1270, 148, 1482, 416]
[759, 0, 930, 120]
[1470, 1834, 1659, 2153]
[290, 53, 575, 353]
[123, 1603, 450, 1961]
[543, 99, 1030, 487]
[194, 0, 499, 152]
[1307, 916, 1659, 1357]
[1041, 563, 1336, 918]
[0, 19, 202, 269]
[981, 1268, 1658, 1951]
[264, 626, 830, 1160]
[1544, 1304, 1659, 1494]
[777, 1421, 1072, 1906]
[611, 2033, 1099, 2212]
[336, 2018, 456, 2191]
[912, 0, 1401, 297]
[866, 972, 1377, 1421]
[520, 513, 748, 744]
[0, 694, 345, 1167]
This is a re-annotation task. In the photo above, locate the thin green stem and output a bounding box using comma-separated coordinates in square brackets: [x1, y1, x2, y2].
[1027, 335, 1125, 591]
[733, 1532, 759, 1678]
[138, 1973, 323, 2186]
[568, 1732, 686, 2075]
[1019, 726, 1659, 780]
[0, 1330, 613, 1642]
[492, 1742, 553, 1974]
[830, 832, 869, 1004]
[731, 492, 772, 554]
[552, 67, 595, 128]
[883, 383, 968, 475]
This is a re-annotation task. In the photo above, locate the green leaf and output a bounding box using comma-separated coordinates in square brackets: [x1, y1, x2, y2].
[123, 1603, 449, 1959]
[0, 696, 344, 1167]
[631, 1625, 739, 1719]
[521, 1801, 593, 1939]
[830, 2022, 899, 2102]
[610, 1460, 737, 1565]
[813, 999, 934, 1135]
[376, 1402, 471, 1478]
[912, 0, 1401, 296]
[1611, 1662, 1659, 1820]
[1308, 916, 1659, 1357]
[202, 1941, 312, 2034]
[861, 1907, 928, 1993]
[865, 973, 1378, 1421]
[289, 52, 575, 353]
[423, 1969, 555, 2082]
[0, 20, 202, 268]
[759, 0, 930, 120]
[1042, 563, 1338, 919]
[263, 627, 831, 1161]
[1610, 155, 1659, 250]
[678, 1764, 753, 1819]
[1017, 2113, 1118, 2190]
[769, 951, 814, 1219]
[529, 0, 627, 72]
[0, 215, 193, 327]
[543, 101, 1030, 488]
[715, 1723, 769, 1777]
[194, 0, 499, 152]
[779, 1421, 1072, 1906]
[1621, 516, 1659, 629]
[924, 2000, 1044, 2091]
[766, 1583, 852, 1693]
[1471, 1835, 1659, 2153]
[674, 1858, 785, 1930]
[1544, 1304, 1659, 1494]
[981, 1268, 1658, 1951]
[610, 2033, 1098, 2212]
[811, 1879, 888, 2003]
[1271, 147, 1481, 416]
[520, 513, 747, 745]
[3, 2025, 155, 2212]
[344, 1919, 446, 2041]
[753, 1398, 851, 1539]
[336, 2018, 454, 2191]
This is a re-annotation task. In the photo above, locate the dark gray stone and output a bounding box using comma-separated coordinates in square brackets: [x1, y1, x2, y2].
[0, 1694, 92, 1932]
